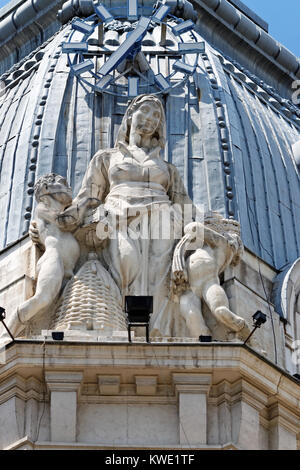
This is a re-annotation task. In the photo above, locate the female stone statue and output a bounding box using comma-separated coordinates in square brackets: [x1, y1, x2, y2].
[19, 94, 248, 340]
[57, 94, 194, 336]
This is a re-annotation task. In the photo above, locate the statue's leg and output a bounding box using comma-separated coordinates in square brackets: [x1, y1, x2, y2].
[17, 250, 64, 325]
[202, 280, 246, 332]
[1, 309, 26, 340]
[107, 232, 141, 293]
[180, 291, 211, 337]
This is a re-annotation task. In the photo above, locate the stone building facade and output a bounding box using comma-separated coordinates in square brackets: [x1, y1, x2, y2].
[0, 0, 299, 450]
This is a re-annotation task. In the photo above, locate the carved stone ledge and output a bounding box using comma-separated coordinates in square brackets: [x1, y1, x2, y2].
[0, 342, 299, 449]
[45, 371, 83, 394]
[98, 375, 121, 395]
[135, 375, 158, 395]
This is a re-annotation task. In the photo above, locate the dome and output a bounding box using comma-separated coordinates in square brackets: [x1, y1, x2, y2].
[0, 0, 299, 273]
[1, 0, 300, 453]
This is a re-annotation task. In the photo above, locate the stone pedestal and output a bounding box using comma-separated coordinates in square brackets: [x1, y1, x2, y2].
[0, 341, 299, 450]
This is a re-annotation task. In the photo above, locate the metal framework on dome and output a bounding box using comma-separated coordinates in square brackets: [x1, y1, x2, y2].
[61, 0, 205, 97]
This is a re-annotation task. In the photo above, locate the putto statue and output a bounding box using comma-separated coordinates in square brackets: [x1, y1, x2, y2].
[3, 174, 80, 339]
[0, 94, 250, 342]
[172, 213, 248, 338]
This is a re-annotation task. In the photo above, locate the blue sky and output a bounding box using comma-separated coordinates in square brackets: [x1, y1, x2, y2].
[0, 0, 299, 57]
[245, 0, 300, 57]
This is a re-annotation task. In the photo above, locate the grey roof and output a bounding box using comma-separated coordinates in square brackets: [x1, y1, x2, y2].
[0, 0, 63, 75]
[226, 0, 268, 31]
[0, 0, 299, 273]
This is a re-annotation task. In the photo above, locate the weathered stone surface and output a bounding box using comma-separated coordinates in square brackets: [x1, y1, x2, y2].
[0, 342, 298, 450]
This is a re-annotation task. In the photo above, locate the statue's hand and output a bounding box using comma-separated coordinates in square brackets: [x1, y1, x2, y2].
[57, 206, 79, 230]
[29, 221, 42, 246]
[85, 229, 106, 249]
[96, 218, 112, 241]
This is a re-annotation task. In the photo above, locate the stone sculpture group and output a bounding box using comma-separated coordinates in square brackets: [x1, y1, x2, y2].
[0, 94, 251, 342]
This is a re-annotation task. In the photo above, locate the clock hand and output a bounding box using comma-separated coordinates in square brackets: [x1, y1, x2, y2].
[98, 16, 150, 76]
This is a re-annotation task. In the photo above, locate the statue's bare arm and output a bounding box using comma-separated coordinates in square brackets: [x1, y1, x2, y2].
[57, 152, 109, 230]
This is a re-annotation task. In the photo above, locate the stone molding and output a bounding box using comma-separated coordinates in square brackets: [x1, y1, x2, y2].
[4, 436, 238, 450]
[0, 342, 299, 450]
[0, 374, 44, 405]
[1, 342, 299, 410]
[135, 376, 158, 396]
[78, 395, 177, 405]
[98, 375, 121, 395]
[172, 373, 212, 445]
[173, 373, 212, 396]
[45, 371, 83, 395]
[230, 379, 269, 411]
[209, 378, 268, 412]
[268, 403, 300, 435]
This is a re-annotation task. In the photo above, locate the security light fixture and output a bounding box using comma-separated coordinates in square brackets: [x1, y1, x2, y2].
[71, 19, 94, 35]
[244, 311, 267, 345]
[125, 296, 153, 343]
[252, 311, 267, 328]
[72, 60, 94, 75]
[51, 331, 64, 341]
[0, 307, 5, 321]
[173, 60, 195, 75]
[95, 3, 114, 23]
[178, 42, 205, 54]
[172, 19, 194, 36]
[154, 73, 170, 91]
[0, 307, 14, 341]
[152, 4, 170, 23]
[199, 335, 212, 343]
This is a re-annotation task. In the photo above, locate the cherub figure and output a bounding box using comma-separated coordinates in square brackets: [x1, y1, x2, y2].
[1, 174, 80, 340]
[172, 213, 250, 338]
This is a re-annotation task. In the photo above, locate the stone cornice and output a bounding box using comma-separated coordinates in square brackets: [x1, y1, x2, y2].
[230, 379, 269, 411]
[208, 378, 269, 412]
[0, 341, 299, 413]
[173, 373, 212, 397]
[78, 394, 177, 405]
[268, 403, 299, 435]
[0, 373, 45, 405]
[192, 0, 300, 81]
[4, 436, 238, 450]
[45, 371, 83, 395]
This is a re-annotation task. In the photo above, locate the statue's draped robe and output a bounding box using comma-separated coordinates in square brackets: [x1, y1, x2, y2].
[74, 146, 194, 336]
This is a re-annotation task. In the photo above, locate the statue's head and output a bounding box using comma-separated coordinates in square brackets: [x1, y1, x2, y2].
[34, 173, 72, 205]
[116, 94, 166, 149]
[204, 212, 244, 265]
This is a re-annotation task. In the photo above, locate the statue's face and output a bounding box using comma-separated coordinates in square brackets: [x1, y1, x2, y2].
[130, 101, 161, 137]
[37, 175, 72, 204]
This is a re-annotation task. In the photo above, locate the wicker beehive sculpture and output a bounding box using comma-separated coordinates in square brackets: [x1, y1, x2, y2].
[51, 253, 126, 333]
